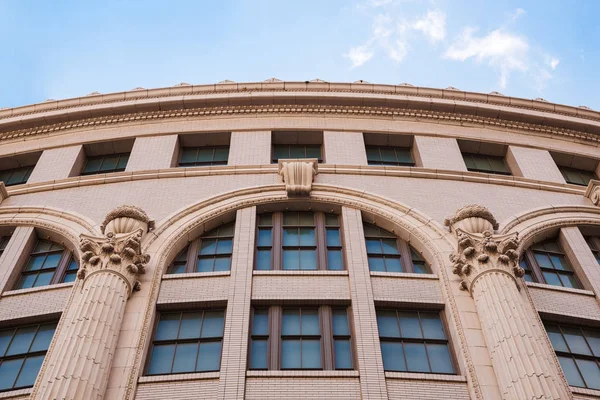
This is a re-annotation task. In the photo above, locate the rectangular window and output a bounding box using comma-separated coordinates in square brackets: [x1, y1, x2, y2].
[545, 322, 600, 390]
[146, 310, 225, 375]
[366, 146, 415, 166]
[521, 239, 582, 289]
[558, 166, 597, 186]
[16, 240, 76, 289]
[272, 144, 322, 163]
[249, 306, 353, 370]
[255, 212, 344, 271]
[462, 152, 511, 175]
[0, 322, 57, 392]
[0, 166, 34, 186]
[81, 153, 129, 175]
[376, 309, 455, 374]
[178, 146, 229, 167]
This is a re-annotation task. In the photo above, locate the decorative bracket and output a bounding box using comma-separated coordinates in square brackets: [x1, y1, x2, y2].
[584, 179, 600, 206]
[278, 158, 318, 196]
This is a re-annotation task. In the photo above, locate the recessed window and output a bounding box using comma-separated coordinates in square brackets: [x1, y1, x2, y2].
[0, 236, 11, 257]
[544, 322, 600, 390]
[366, 146, 414, 166]
[363, 223, 430, 274]
[272, 145, 322, 163]
[0, 152, 40, 187]
[0, 322, 57, 392]
[255, 212, 343, 271]
[271, 131, 323, 163]
[519, 239, 582, 289]
[458, 140, 511, 175]
[551, 152, 598, 186]
[585, 237, 600, 265]
[249, 306, 353, 370]
[376, 309, 454, 374]
[0, 167, 34, 186]
[146, 310, 225, 375]
[559, 166, 597, 186]
[179, 146, 229, 167]
[15, 240, 78, 289]
[167, 222, 235, 274]
[81, 153, 129, 175]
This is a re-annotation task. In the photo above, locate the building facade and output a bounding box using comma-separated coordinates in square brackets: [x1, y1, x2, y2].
[0, 80, 599, 399]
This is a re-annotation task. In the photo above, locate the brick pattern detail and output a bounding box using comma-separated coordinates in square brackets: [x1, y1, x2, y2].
[386, 378, 470, 399]
[528, 285, 600, 321]
[0, 285, 71, 322]
[506, 146, 565, 183]
[217, 207, 256, 399]
[245, 378, 361, 399]
[135, 378, 219, 400]
[412, 136, 467, 171]
[28, 145, 85, 183]
[157, 275, 230, 305]
[323, 131, 367, 165]
[228, 131, 271, 165]
[126, 135, 178, 172]
[342, 206, 388, 399]
[371, 276, 443, 304]
[251, 274, 350, 301]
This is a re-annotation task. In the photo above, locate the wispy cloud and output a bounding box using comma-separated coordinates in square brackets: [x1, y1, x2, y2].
[510, 8, 526, 22]
[412, 9, 446, 42]
[345, 44, 374, 67]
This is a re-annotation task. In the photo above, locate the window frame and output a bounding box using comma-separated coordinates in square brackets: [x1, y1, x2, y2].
[0, 166, 34, 187]
[81, 152, 130, 175]
[15, 240, 78, 290]
[248, 305, 355, 371]
[462, 152, 511, 175]
[520, 239, 583, 289]
[558, 166, 597, 186]
[178, 145, 230, 167]
[365, 145, 415, 166]
[254, 212, 345, 271]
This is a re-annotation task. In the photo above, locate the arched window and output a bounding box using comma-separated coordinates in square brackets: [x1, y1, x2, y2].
[15, 240, 78, 289]
[167, 222, 235, 274]
[520, 238, 582, 288]
[363, 223, 430, 274]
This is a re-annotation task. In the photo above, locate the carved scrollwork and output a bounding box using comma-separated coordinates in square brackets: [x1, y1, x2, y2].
[585, 180, 600, 206]
[278, 159, 318, 196]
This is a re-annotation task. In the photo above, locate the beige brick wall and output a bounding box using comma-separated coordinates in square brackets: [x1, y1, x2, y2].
[27, 145, 85, 183]
[251, 273, 350, 301]
[0, 285, 71, 321]
[156, 274, 230, 305]
[385, 377, 469, 399]
[323, 131, 367, 165]
[126, 135, 179, 172]
[245, 377, 361, 399]
[371, 275, 443, 304]
[506, 146, 565, 183]
[135, 378, 219, 399]
[228, 131, 271, 165]
[412, 136, 467, 171]
[527, 285, 600, 321]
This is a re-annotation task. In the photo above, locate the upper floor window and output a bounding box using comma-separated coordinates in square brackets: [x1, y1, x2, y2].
[0, 167, 34, 186]
[15, 240, 78, 290]
[81, 153, 129, 175]
[519, 239, 582, 289]
[179, 146, 229, 167]
[363, 133, 415, 167]
[0, 322, 57, 392]
[363, 223, 430, 274]
[377, 309, 455, 374]
[271, 131, 323, 163]
[0, 236, 11, 257]
[0, 152, 40, 187]
[255, 212, 343, 271]
[545, 322, 600, 390]
[167, 222, 235, 274]
[585, 237, 600, 265]
[146, 310, 225, 375]
[458, 140, 511, 175]
[249, 306, 353, 370]
[559, 166, 597, 186]
[551, 152, 598, 186]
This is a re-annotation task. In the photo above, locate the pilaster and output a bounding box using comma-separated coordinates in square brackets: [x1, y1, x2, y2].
[413, 136, 468, 171]
[323, 131, 368, 165]
[505, 146, 565, 183]
[27, 145, 85, 183]
[228, 131, 272, 165]
[125, 135, 179, 172]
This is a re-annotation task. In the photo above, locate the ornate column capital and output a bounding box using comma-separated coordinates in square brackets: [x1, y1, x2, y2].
[278, 158, 318, 196]
[77, 205, 153, 295]
[445, 205, 523, 294]
[584, 179, 600, 206]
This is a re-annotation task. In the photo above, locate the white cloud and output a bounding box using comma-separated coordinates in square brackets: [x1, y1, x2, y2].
[444, 27, 528, 88]
[344, 44, 375, 67]
[510, 8, 526, 22]
[549, 57, 560, 70]
[412, 9, 446, 42]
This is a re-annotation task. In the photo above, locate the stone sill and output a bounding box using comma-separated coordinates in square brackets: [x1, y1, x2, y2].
[384, 372, 467, 383]
[526, 281, 596, 297]
[2, 281, 74, 298]
[253, 270, 349, 276]
[138, 371, 219, 384]
[370, 272, 438, 280]
[246, 370, 359, 378]
[162, 271, 231, 280]
[571, 386, 600, 398]
[0, 387, 31, 399]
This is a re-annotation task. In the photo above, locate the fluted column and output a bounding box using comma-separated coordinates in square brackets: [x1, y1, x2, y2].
[446, 205, 572, 400]
[32, 206, 153, 400]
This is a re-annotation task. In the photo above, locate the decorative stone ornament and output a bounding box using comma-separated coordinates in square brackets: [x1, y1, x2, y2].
[0, 182, 8, 204]
[444, 204, 499, 233]
[584, 179, 600, 206]
[278, 158, 318, 196]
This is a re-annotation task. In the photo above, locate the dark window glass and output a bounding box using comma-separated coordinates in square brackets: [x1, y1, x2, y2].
[377, 310, 454, 374]
[81, 153, 129, 175]
[332, 309, 353, 369]
[366, 146, 415, 166]
[61, 258, 79, 283]
[178, 146, 229, 167]
[0, 322, 56, 392]
[545, 322, 600, 390]
[523, 239, 582, 289]
[16, 240, 73, 289]
[0, 236, 11, 257]
[272, 145, 322, 163]
[585, 237, 600, 265]
[462, 152, 510, 175]
[559, 166, 597, 186]
[147, 310, 224, 375]
[0, 166, 34, 187]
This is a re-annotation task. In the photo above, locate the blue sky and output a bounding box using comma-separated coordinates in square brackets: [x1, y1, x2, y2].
[1, 0, 599, 110]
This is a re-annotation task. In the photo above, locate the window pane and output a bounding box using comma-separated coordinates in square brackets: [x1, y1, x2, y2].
[302, 339, 321, 369]
[16, 274, 36, 289]
[281, 339, 301, 369]
[213, 147, 229, 162]
[6, 168, 27, 185]
[253, 310, 269, 335]
[545, 324, 569, 353]
[420, 313, 446, 340]
[473, 155, 491, 171]
[381, 239, 399, 255]
[213, 257, 231, 272]
[29, 324, 55, 352]
[559, 273, 579, 289]
[427, 344, 454, 374]
[155, 314, 180, 341]
[273, 145, 289, 161]
[334, 340, 352, 369]
[583, 329, 600, 357]
[534, 253, 553, 269]
[201, 311, 224, 338]
[301, 309, 319, 335]
[558, 356, 585, 387]
[305, 146, 322, 160]
[250, 339, 268, 369]
[488, 157, 508, 173]
[380, 148, 396, 162]
[377, 311, 400, 338]
[404, 342, 429, 372]
[384, 257, 403, 272]
[179, 313, 203, 339]
[283, 250, 299, 270]
[180, 148, 197, 164]
[380, 342, 405, 371]
[413, 262, 429, 274]
[550, 255, 570, 271]
[282, 310, 301, 335]
[395, 148, 414, 164]
[199, 239, 217, 255]
[283, 229, 298, 246]
[172, 342, 199, 373]
[289, 145, 305, 159]
[299, 250, 317, 270]
[256, 250, 271, 270]
[297, 212, 314, 226]
[83, 157, 102, 174]
[197, 258, 214, 272]
[14, 355, 44, 388]
[258, 214, 272, 226]
[543, 271, 562, 286]
[325, 214, 339, 226]
[366, 147, 381, 162]
[25, 255, 45, 271]
[299, 228, 316, 246]
[0, 358, 24, 390]
[217, 223, 234, 236]
[562, 327, 592, 356]
[366, 239, 382, 254]
[398, 312, 422, 339]
[327, 250, 344, 271]
[332, 310, 349, 336]
[196, 148, 214, 162]
[43, 253, 62, 268]
[147, 344, 175, 375]
[116, 154, 129, 169]
[576, 358, 600, 389]
[326, 229, 341, 247]
[216, 239, 233, 254]
[0, 328, 14, 356]
[523, 272, 534, 282]
[7, 326, 37, 356]
[463, 154, 476, 170]
[257, 228, 272, 247]
[100, 155, 119, 171]
[33, 271, 54, 287]
[368, 257, 385, 272]
[196, 341, 221, 371]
